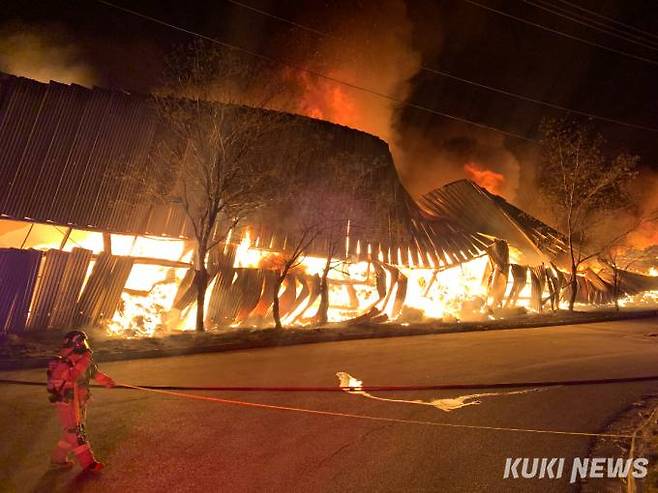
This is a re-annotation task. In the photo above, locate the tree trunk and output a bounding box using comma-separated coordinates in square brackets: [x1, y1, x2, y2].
[567, 231, 577, 312]
[316, 256, 332, 325]
[272, 273, 285, 330]
[568, 262, 577, 312]
[194, 267, 208, 332]
[194, 243, 208, 332]
[613, 269, 620, 312]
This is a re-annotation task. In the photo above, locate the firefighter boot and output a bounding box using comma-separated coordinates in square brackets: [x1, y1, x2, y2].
[51, 439, 75, 468]
[85, 462, 105, 472]
[72, 443, 102, 471]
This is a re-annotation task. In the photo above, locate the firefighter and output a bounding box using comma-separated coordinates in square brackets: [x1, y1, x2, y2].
[47, 330, 115, 471]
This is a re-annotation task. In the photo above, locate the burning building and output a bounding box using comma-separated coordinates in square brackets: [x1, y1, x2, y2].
[0, 73, 656, 337]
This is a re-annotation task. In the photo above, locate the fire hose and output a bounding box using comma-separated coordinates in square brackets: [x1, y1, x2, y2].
[113, 383, 635, 439]
[4, 373, 658, 392]
[3, 374, 658, 438]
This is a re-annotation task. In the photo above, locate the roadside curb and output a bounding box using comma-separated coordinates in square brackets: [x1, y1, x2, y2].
[1, 309, 656, 372]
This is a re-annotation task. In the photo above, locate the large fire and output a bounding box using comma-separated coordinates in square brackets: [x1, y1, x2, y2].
[627, 222, 658, 250]
[106, 265, 187, 337]
[283, 69, 358, 125]
[101, 228, 533, 337]
[463, 162, 505, 195]
[279, 66, 396, 144]
[3, 216, 657, 339]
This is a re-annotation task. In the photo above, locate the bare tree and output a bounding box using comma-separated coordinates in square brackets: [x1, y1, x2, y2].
[263, 174, 339, 330]
[538, 118, 639, 311]
[270, 226, 322, 330]
[598, 213, 658, 310]
[310, 156, 369, 325]
[139, 41, 288, 331]
[600, 248, 634, 311]
[265, 151, 399, 329]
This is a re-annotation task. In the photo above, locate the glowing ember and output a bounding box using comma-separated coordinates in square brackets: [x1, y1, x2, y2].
[619, 289, 658, 307]
[106, 226, 555, 337]
[234, 230, 264, 268]
[21, 223, 656, 338]
[106, 265, 187, 337]
[463, 162, 505, 195]
[232, 230, 379, 325]
[401, 256, 490, 320]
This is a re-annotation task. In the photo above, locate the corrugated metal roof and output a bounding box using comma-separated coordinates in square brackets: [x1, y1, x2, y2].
[0, 74, 185, 236]
[0, 73, 491, 267]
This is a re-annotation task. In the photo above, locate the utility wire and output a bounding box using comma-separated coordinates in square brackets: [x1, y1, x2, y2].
[420, 66, 658, 132]
[225, 0, 329, 38]
[222, 0, 658, 133]
[554, 0, 658, 42]
[522, 0, 658, 51]
[94, 0, 532, 141]
[461, 0, 658, 67]
[531, 0, 658, 49]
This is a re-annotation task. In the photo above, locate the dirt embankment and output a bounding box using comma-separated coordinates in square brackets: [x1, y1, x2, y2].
[582, 395, 658, 493]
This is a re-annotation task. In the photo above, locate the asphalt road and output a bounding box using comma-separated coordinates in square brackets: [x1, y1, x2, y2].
[2, 318, 658, 493]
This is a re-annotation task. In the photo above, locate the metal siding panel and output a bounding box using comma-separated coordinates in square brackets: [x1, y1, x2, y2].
[26, 249, 69, 330]
[33, 84, 89, 221]
[68, 90, 116, 227]
[75, 253, 115, 326]
[0, 248, 41, 334]
[51, 88, 113, 223]
[49, 247, 93, 329]
[0, 79, 47, 211]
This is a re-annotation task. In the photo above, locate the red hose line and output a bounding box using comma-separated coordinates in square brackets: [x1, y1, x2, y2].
[3, 374, 658, 391]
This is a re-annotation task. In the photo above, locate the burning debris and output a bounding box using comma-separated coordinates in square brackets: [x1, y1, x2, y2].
[0, 74, 657, 339]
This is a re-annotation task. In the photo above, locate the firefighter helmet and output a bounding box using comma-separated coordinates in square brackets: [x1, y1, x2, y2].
[63, 330, 91, 353]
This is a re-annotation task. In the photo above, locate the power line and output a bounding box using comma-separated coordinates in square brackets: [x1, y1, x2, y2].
[94, 0, 533, 141]
[461, 0, 658, 67]
[222, 0, 658, 133]
[225, 0, 329, 38]
[522, 0, 658, 52]
[554, 0, 658, 42]
[422, 67, 658, 132]
[533, 0, 658, 49]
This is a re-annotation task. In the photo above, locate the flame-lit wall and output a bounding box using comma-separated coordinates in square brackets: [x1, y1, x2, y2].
[0, 73, 406, 253]
[1, 74, 656, 337]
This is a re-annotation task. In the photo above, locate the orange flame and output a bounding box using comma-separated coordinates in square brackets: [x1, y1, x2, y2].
[282, 68, 359, 128]
[463, 162, 505, 195]
[626, 221, 658, 250]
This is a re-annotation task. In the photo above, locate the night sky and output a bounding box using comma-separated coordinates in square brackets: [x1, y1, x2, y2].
[2, 0, 658, 203]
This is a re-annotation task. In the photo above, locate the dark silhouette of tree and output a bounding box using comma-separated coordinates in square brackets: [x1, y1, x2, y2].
[538, 118, 639, 311]
[139, 41, 289, 331]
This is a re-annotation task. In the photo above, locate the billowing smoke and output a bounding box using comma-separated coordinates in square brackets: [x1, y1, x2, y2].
[1, 6, 522, 204]
[272, 0, 421, 146]
[0, 22, 96, 87]
[626, 169, 658, 249]
[269, 1, 525, 202]
[394, 123, 522, 200]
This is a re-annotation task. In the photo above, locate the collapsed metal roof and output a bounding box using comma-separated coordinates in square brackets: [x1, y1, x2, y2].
[0, 73, 490, 267]
[419, 180, 568, 267]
